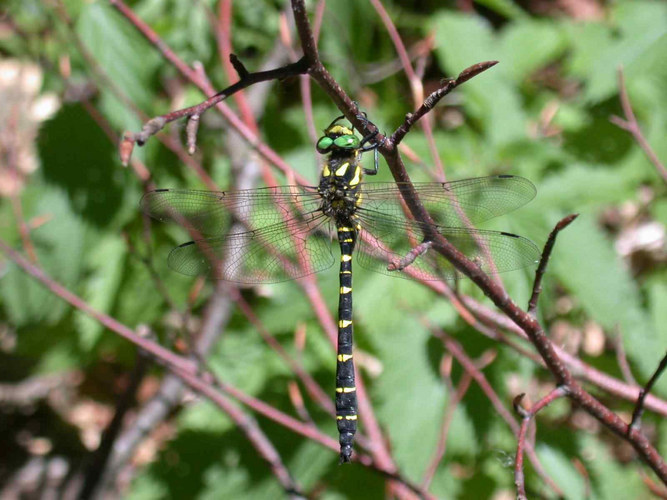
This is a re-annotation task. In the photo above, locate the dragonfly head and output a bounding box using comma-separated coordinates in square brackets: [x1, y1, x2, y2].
[316, 120, 361, 154]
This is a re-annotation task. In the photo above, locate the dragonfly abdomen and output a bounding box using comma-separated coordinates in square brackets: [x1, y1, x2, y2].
[335, 224, 357, 463]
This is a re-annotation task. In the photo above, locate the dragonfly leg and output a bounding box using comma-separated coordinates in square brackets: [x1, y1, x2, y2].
[387, 240, 433, 272]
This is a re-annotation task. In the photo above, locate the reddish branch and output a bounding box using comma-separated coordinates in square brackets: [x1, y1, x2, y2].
[0, 238, 306, 496]
[513, 387, 569, 499]
[121, 55, 308, 156]
[360, 51, 667, 487]
[610, 67, 667, 184]
[391, 61, 499, 146]
[429, 325, 563, 495]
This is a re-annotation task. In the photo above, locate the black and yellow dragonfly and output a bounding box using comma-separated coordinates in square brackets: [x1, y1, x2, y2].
[141, 117, 539, 463]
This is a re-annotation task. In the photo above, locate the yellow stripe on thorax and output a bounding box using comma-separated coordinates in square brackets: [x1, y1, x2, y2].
[335, 162, 349, 176]
[349, 166, 361, 186]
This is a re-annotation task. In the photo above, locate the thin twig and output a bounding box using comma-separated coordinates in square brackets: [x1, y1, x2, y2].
[425, 322, 563, 496]
[613, 328, 637, 386]
[528, 214, 579, 316]
[391, 61, 498, 145]
[78, 351, 150, 500]
[421, 351, 495, 489]
[629, 351, 667, 431]
[122, 56, 308, 155]
[368, 0, 446, 179]
[513, 386, 569, 499]
[609, 66, 667, 184]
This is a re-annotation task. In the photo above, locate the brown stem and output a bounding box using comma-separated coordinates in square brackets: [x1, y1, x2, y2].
[391, 61, 498, 145]
[123, 56, 308, 152]
[528, 214, 579, 315]
[513, 387, 569, 499]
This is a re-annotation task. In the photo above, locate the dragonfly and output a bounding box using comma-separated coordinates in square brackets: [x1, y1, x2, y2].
[141, 116, 540, 463]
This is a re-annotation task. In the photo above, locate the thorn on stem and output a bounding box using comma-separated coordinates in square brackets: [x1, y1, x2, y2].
[119, 133, 135, 166]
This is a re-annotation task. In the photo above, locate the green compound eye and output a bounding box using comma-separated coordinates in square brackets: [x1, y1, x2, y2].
[333, 135, 360, 149]
[316, 136, 333, 153]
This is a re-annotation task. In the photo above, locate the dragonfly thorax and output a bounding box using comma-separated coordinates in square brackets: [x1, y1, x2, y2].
[318, 153, 363, 223]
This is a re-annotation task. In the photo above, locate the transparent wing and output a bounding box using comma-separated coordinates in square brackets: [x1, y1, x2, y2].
[167, 212, 335, 284]
[360, 175, 536, 227]
[355, 212, 540, 281]
[140, 186, 322, 236]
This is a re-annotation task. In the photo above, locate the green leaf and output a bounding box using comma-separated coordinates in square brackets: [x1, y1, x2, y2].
[77, 2, 159, 112]
[536, 444, 586, 498]
[474, 0, 528, 20]
[73, 234, 126, 351]
[1, 185, 86, 327]
[580, 434, 646, 498]
[356, 275, 447, 476]
[37, 104, 127, 228]
[565, 0, 667, 103]
[499, 20, 567, 83]
[648, 280, 667, 346]
[537, 164, 633, 210]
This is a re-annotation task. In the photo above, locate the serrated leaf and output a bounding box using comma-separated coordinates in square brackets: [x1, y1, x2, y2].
[537, 165, 633, 210]
[366, 309, 446, 476]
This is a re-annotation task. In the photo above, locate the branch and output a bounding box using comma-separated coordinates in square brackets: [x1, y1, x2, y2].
[513, 387, 570, 499]
[427, 323, 563, 495]
[609, 66, 667, 184]
[379, 85, 667, 486]
[528, 214, 579, 315]
[391, 60, 498, 145]
[120, 55, 308, 164]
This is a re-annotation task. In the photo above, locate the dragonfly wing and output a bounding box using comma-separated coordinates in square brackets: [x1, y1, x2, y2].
[140, 186, 322, 236]
[355, 212, 540, 281]
[359, 175, 536, 227]
[167, 213, 335, 284]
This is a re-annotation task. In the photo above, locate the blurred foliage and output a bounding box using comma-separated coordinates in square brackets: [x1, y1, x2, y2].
[1, 0, 667, 498]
